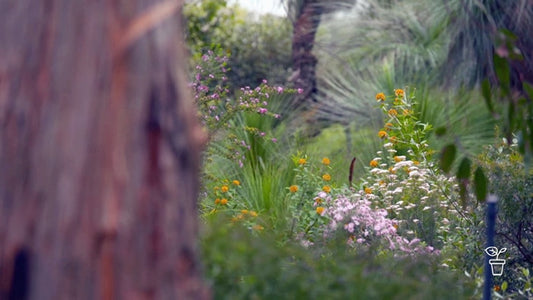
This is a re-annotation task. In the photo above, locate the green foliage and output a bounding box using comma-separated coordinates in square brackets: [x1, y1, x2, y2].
[184, 0, 292, 88]
[201, 215, 474, 299]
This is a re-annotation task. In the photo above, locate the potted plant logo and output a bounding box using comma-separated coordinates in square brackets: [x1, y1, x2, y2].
[485, 246, 507, 276]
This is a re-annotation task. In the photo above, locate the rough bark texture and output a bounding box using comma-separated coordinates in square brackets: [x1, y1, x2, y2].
[0, 1, 208, 299]
[290, 0, 322, 108]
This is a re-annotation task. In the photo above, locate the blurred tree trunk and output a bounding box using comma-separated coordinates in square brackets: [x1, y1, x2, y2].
[289, 0, 323, 107]
[0, 1, 208, 299]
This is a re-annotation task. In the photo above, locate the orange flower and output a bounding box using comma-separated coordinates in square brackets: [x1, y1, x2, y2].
[389, 136, 398, 143]
[316, 206, 325, 215]
[388, 167, 396, 174]
[364, 187, 372, 194]
[250, 211, 258, 217]
[322, 174, 331, 181]
[378, 130, 388, 139]
[322, 186, 331, 193]
[413, 160, 420, 166]
[494, 285, 501, 292]
[385, 122, 394, 130]
[298, 158, 307, 165]
[289, 185, 298, 193]
[370, 160, 379, 167]
[241, 209, 249, 214]
[393, 156, 404, 162]
[322, 157, 330, 166]
[221, 185, 229, 193]
[253, 224, 264, 231]
[232, 180, 240, 186]
[388, 109, 398, 116]
[375, 92, 386, 101]
[215, 198, 221, 204]
[394, 89, 405, 97]
[402, 109, 410, 116]
[220, 198, 228, 205]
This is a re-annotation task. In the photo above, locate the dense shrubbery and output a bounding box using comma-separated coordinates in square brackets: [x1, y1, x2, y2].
[184, 0, 292, 89]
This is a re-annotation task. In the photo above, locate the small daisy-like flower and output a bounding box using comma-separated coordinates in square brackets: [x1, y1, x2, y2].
[393, 156, 405, 162]
[322, 174, 331, 181]
[388, 109, 398, 116]
[221, 185, 229, 193]
[289, 185, 298, 193]
[370, 160, 379, 167]
[322, 186, 331, 193]
[220, 198, 228, 205]
[316, 206, 325, 215]
[232, 180, 240, 186]
[298, 158, 307, 165]
[413, 160, 420, 165]
[394, 89, 404, 97]
[378, 130, 388, 139]
[375, 92, 386, 101]
[364, 187, 372, 194]
[322, 157, 330, 166]
[388, 167, 396, 174]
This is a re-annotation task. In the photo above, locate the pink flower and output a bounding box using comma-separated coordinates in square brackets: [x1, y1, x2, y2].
[276, 86, 284, 94]
[258, 108, 268, 114]
[297, 88, 304, 94]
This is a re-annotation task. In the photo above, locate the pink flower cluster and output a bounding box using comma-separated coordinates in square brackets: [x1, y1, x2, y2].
[324, 191, 439, 255]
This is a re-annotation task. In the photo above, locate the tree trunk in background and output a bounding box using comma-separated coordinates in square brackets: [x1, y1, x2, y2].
[290, 0, 323, 108]
[0, 1, 208, 299]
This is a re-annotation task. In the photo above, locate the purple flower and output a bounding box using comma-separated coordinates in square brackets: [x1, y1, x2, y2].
[262, 79, 268, 84]
[297, 88, 304, 94]
[258, 108, 268, 114]
[276, 86, 284, 94]
[271, 138, 277, 143]
[260, 132, 266, 137]
[209, 74, 214, 79]
[274, 114, 281, 119]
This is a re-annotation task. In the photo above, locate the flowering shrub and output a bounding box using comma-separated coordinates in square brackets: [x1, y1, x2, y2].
[191, 50, 293, 167]
[311, 89, 462, 254]
[286, 154, 334, 241]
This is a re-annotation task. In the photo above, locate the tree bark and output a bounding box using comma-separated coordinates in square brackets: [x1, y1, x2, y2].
[289, 0, 323, 108]
[0, 1, 208, 299]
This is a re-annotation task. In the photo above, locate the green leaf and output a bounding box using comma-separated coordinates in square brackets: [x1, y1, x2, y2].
[474, 167, 488, 202]
[435, 126, 447, 137]
[493, 55, 510, 94]
[440, 144, 456, 173]
[523, 268, 530, 278]
[456, 157, 472, 179]
[481, 79, 494, 113]
[502, 281, 508, 292]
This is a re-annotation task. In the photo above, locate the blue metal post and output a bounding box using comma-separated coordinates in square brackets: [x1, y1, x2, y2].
[484, 195, 498, 300]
